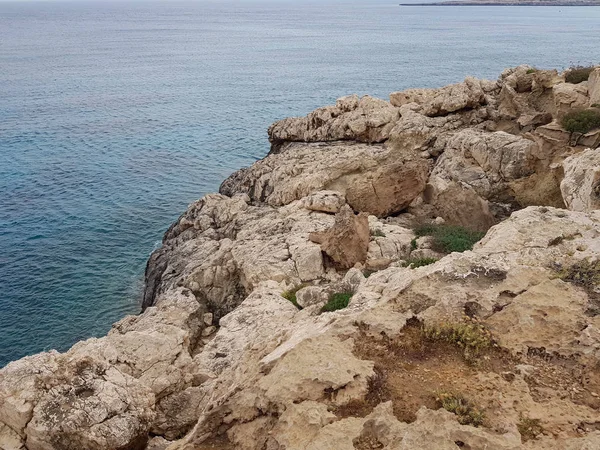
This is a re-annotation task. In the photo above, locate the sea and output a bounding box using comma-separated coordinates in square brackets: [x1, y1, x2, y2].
[1, 0, 599, 367]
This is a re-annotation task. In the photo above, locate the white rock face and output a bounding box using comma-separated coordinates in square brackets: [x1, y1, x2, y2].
[561, 148, 600, 211]
[268, 95, 400, 144]
[390, 77, 489, 116]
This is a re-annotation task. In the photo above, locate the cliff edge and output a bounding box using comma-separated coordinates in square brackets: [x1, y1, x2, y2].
[1, 65, 600, 450]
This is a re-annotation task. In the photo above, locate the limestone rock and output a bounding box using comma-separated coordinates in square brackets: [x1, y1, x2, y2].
[390, 77, 487, 116]
[589, 68, 600, 105]
[561, 148, 600, 211]
[345, 158, 429, 217]
[309, 205, 370, 269]
[301, 190, 346, 213]
[553, 82, 589, 116]
[268, 95, 400, 146]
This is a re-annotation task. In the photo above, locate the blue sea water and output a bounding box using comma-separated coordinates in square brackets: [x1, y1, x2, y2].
[1, 0, 599, 367]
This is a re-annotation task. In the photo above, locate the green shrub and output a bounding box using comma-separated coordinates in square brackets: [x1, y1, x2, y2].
[410, 238, 418, 250]
[561, 109, 600, 134]
[526, 68, 537, 74]
[518, 416, 544, 442]
[281, 285, 306, 310]
[402, 257, 438, 268]
[414, 224, 485, 253]
[435, 391, 485, 427]
[321, 292, 353, 313]
[592, 103, 600, 108]
[565, 65, 595, 84]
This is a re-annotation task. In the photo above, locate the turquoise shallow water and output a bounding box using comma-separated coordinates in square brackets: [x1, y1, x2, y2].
[1, 1, 599, 367]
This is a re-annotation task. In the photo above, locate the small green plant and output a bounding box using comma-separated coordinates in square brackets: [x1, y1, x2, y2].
[517, 416, 544, 442]
[321, 292, 353, 313]
[561, 109, 600, 134]
[363, 269, 375, 278]
[402, 257, 438, 268]
[414, 224, 485, 254]
[592, 103, 600, 108]
[371, 229, 386, 238]
[281, 285, 306, 310]
[435, 391, 485, 427]
[565, 65, 595, 84]
[526, 68, 537, 74]
[410, 238, 418, 250]
[424, 319, 493, 360]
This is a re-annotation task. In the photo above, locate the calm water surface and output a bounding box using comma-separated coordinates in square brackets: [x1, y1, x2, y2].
[1, 0, 599, 366]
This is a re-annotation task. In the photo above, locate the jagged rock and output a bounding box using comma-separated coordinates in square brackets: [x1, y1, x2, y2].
[561, 148, 600, 211]
[589, 68, 600, 105]
[390, 77, 488, 116]
[553, 82, 590, 116]
[5, 67, 600, 450]
[309, 205, 370, 269]
[432, 129, 538, 202]
[345, 158, 429, 217]
[301, 190, 346, 213]
[422, 176, 496, 230]
[268, 95, 399, 146]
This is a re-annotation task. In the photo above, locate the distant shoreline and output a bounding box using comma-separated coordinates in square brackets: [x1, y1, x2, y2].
[400, 2, 600, 5]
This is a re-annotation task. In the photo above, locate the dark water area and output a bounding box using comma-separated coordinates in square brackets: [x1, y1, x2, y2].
[1, 0, 599, 366]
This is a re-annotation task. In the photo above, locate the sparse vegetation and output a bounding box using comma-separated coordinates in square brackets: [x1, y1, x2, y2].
[410, 238, 418, 250]
[565, 65, 595, 84]
[557, 258, 600, 310]
[424, 319, 493, 361]
[414, 224, 485, 254]
[435, 391, 485, 427]
[592, 103, 600, 108]
[561, 109, 600, 134]
[371, 229, 386, 238]
[526, 68, 537, 74]
[321, 292, 353, 313]
[281, 285, 306, 310]
[518, 416, 544, 442]
[402, 257, 438, 268]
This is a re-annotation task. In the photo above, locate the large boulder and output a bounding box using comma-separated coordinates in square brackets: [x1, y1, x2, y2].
[268, 95, 400, 146]
[309, 205, 370, 269]
[561, 148, 600, 211]
[431, 129, 540, 204]
[390, 77, 489, 116]
[589, 68, 600, 105]
[220, 141, 428, 217]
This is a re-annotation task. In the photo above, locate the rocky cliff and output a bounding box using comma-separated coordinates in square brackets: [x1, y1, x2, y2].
[2, 65, 600, 450]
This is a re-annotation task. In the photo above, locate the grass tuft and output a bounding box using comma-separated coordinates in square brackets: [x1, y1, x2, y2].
[526, 68, 537, 74]
[435, 391, 485, 427]
[281, 285, 306, 310]
[423, 319, 493, 361]
[402, 257, 438, 268]
[561, 108, 600, 134]
[414, 224, 485, 254]
[321, 292, 353, 313]
[518, 416, 544, 442]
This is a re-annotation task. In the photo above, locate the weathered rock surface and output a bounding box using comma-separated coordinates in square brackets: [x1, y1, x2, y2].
[268, 95, 400, 146]
[561, 148, 600, 212]
[3, 65, 600, 450]
[309, 205, 370, 269]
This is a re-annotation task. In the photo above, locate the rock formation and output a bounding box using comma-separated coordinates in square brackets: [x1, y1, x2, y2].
[2, 65, 600, 450]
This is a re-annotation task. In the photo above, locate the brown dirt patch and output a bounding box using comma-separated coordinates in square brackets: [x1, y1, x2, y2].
[523, 349, 600, 410]
[344, 319, 512, 424]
